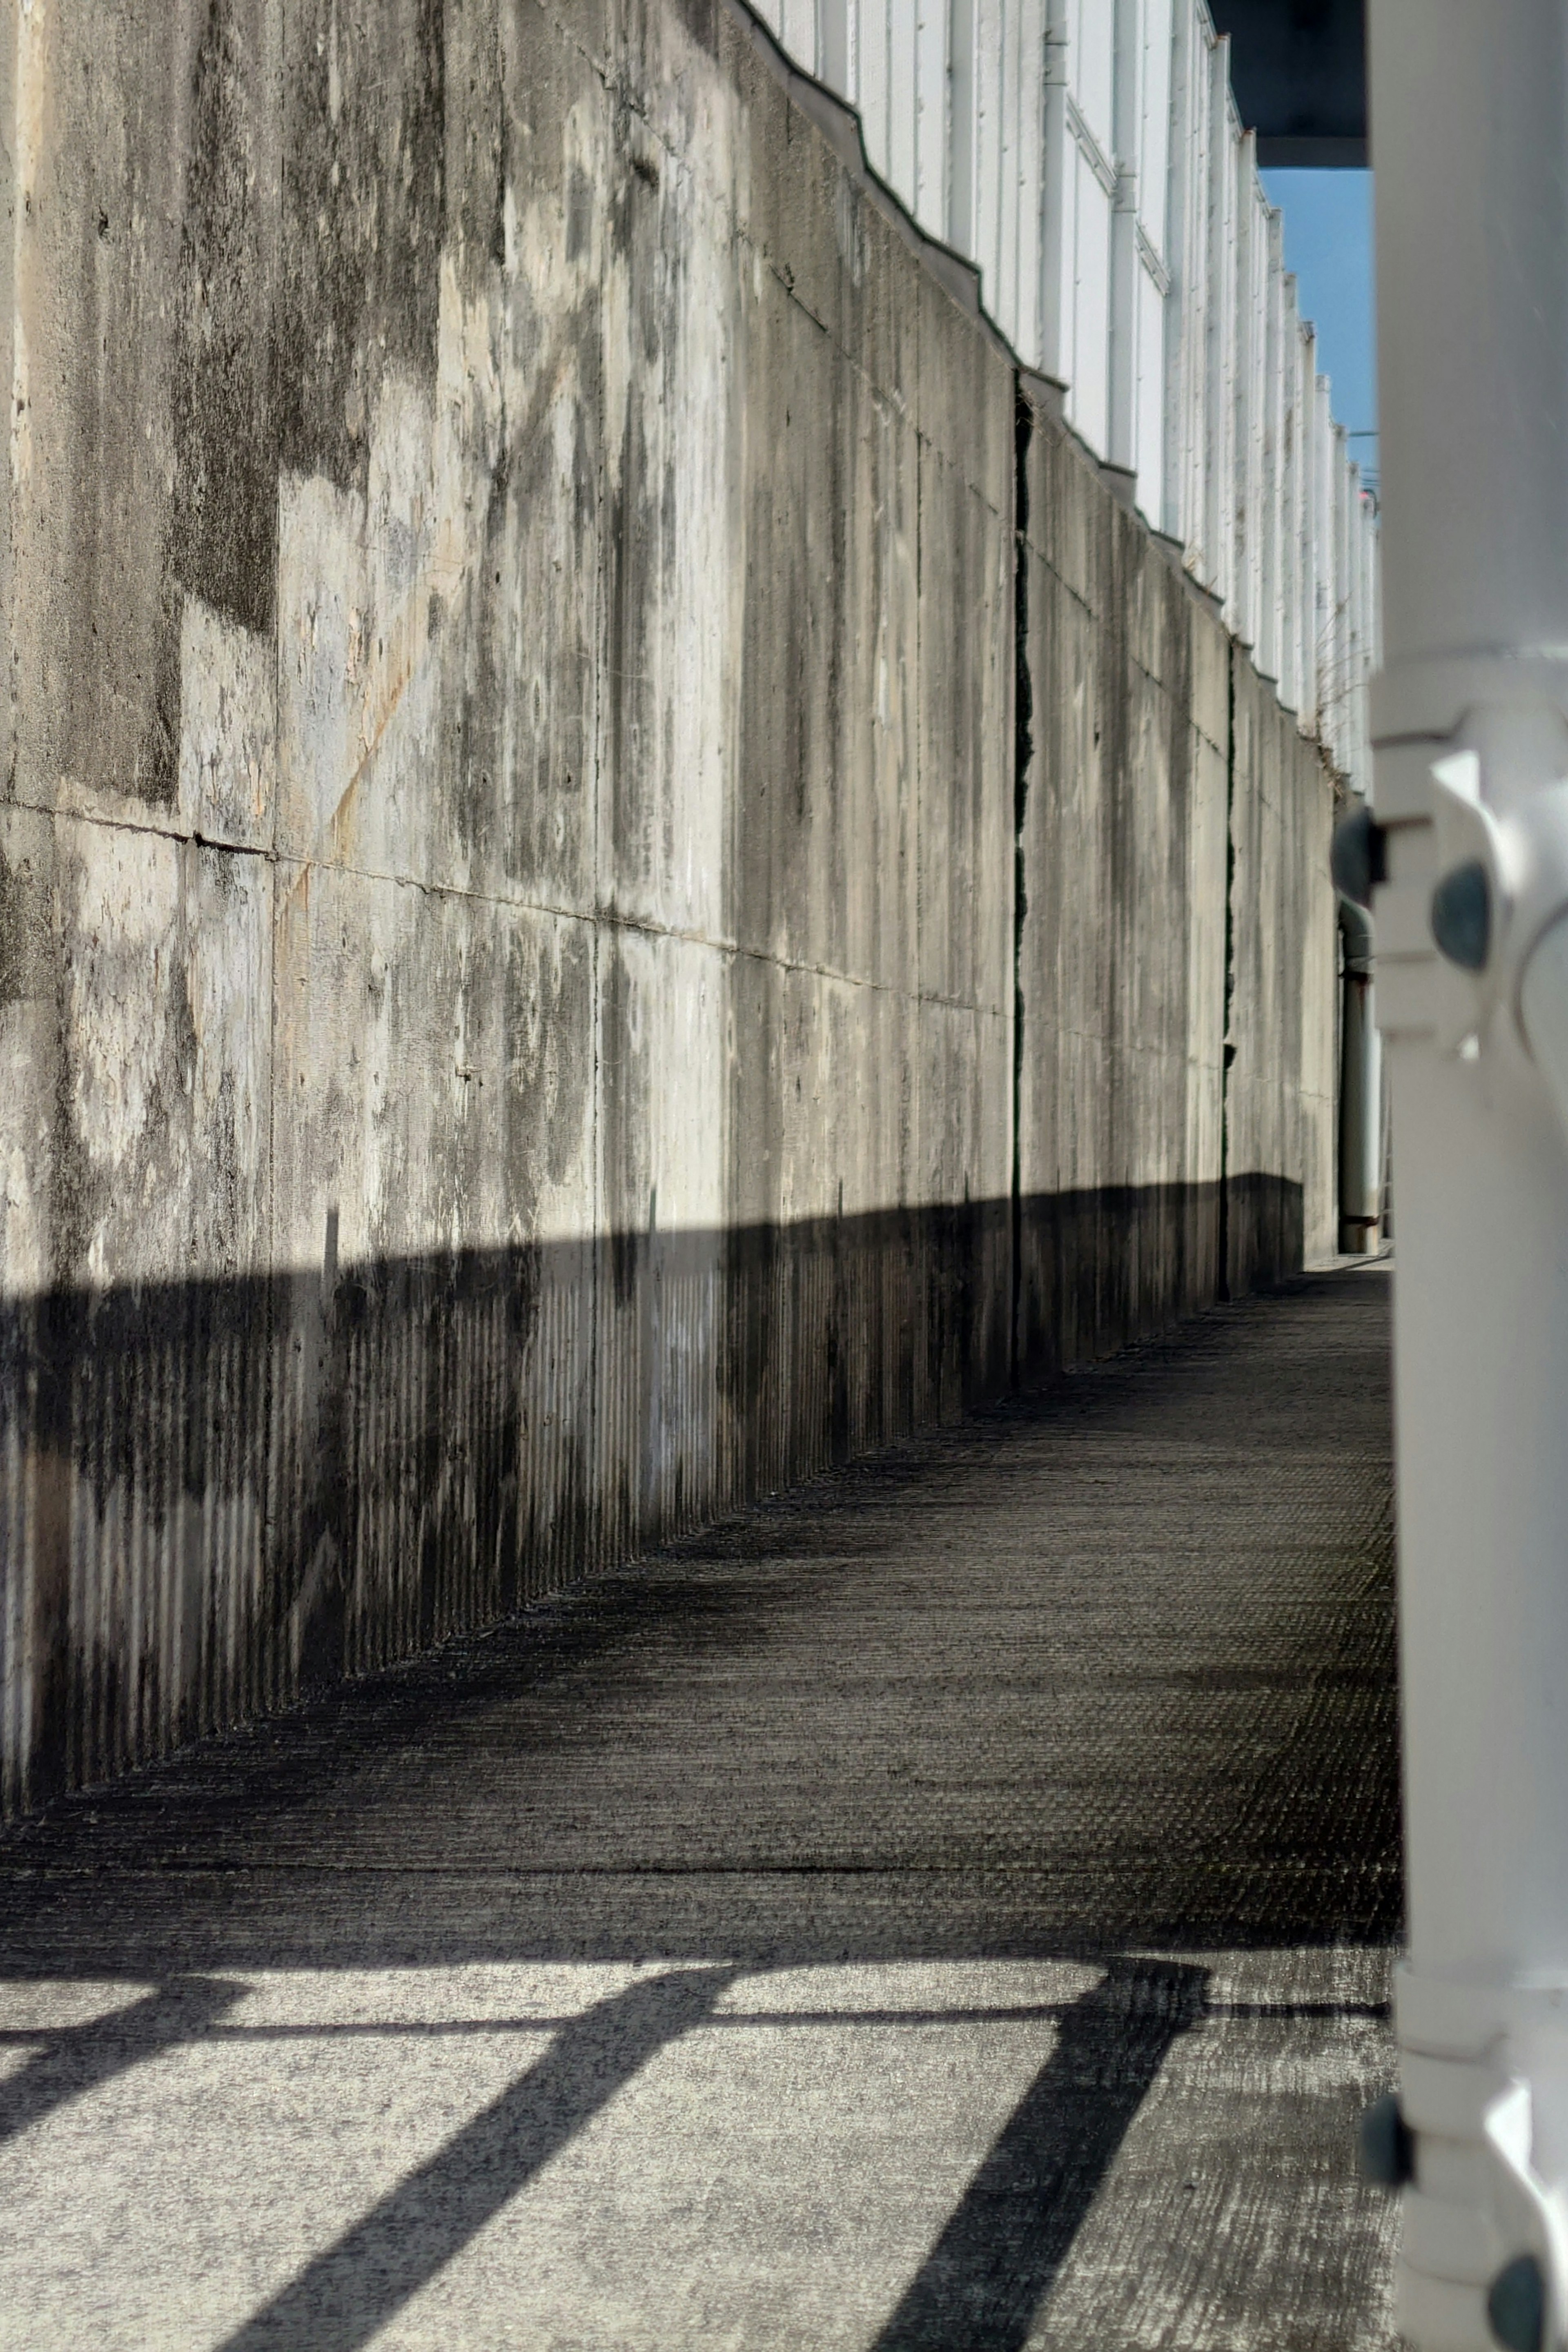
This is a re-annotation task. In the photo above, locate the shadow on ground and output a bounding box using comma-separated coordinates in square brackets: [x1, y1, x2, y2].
[0, 1267, 1401, 2350]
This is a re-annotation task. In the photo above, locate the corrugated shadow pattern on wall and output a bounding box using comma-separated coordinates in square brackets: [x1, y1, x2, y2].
[0, 1176, 1306, 1815]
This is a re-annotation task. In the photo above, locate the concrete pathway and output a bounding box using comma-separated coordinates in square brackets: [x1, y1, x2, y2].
[0, 1266, 1400, 2350]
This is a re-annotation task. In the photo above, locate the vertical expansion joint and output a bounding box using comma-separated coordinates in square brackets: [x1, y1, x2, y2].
[1010, 376, 1034, 1388]
[1217, 642, 1238, 1302]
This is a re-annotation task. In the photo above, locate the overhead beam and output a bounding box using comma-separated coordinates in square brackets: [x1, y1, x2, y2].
[1208, 0, 1367, 167]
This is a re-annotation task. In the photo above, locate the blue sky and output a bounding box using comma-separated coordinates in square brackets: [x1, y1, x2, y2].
[1259, 169, 1377, 488]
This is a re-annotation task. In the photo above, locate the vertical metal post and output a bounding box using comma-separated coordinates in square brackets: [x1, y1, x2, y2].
[1365, 3, 1568, 2345]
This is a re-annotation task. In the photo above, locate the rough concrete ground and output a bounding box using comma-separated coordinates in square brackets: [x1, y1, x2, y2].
[0, 1265, 1399, 2350]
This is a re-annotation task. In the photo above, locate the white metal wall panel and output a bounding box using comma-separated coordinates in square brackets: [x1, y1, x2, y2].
[1309, 361, 1330, 737]
[1011, 0, 1047, 360]
[915, 0, 948, 234]
[1348, 460, 1367, 777]
[1038, 15, 1072, 380]
[1250, 174, 1271, 650]
[781, 0, 816, 66]
[1106, 0, 1140, 470]
[1363, 481, 1381, 677]
[859, 0, 892, 176]
[1204, 47, 1237, 623]
[948, 0, 976, 249]
[1279, 293, 1302, 709]
[889, 0, 920, 205]
[995, 0, 1024, 345]
[1258, 212, 1285, 684]
[1234, 152, 1267, 653]
[756, 0, 1379, 791]
[1232, 148, 1255, 643]
[1333, 423, 1352, 774]
[1134, 262, 1166, 522]
[818, 0, 853, 93]
[1325, 416, 1338, 764]
[1139, 0, 1172, 257]
[1299, 331, 1320, 731]
[1070, 0, 1115, 161]
[1160, 0, 1203, 553]
[1071, 140, 1114, 456]
[973, 0, 1007, 332]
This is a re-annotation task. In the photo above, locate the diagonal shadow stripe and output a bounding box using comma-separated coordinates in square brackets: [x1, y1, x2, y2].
[217, 1965, 736, 2352]
[872, 1955, 1209, 2352]
[0, 1977, 242, 2149]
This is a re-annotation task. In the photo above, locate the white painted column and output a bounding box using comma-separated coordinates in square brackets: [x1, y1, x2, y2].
[1365, 1, 1568, 2343]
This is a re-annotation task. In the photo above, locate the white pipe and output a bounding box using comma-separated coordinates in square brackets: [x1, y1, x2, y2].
[1366, 2, 1568, 2345]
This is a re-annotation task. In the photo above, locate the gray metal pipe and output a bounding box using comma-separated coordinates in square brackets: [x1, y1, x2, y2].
[1337, 895, 1381, 1254]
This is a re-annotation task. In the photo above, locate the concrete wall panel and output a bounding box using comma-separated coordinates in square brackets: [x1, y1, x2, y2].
[1227, 651, 1339, 1288]
[1015, 399, 1332, 1376]
[0, 0, 1339, 1816]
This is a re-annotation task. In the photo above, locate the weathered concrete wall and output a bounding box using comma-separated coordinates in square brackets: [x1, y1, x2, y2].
[1014, 396, 1339, 1370]
[0, 0, 1336, 1815]
[1226, 654, 1341, 1289]
[1015, 403, 1229, 1372]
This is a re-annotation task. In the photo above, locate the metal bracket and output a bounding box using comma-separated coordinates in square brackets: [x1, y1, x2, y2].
[1393, 1969, 1568, 2352]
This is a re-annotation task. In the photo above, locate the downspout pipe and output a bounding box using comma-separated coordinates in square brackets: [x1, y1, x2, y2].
[1337, 894, 1381, 1255]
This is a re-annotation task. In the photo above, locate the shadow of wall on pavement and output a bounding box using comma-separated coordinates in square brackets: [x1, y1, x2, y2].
[0, 1176, 1305, 1823]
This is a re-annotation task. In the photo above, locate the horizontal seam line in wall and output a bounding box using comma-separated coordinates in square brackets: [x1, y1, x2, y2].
[1024, 549, 1230, 759]
[4, 797, 1012, 1021]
